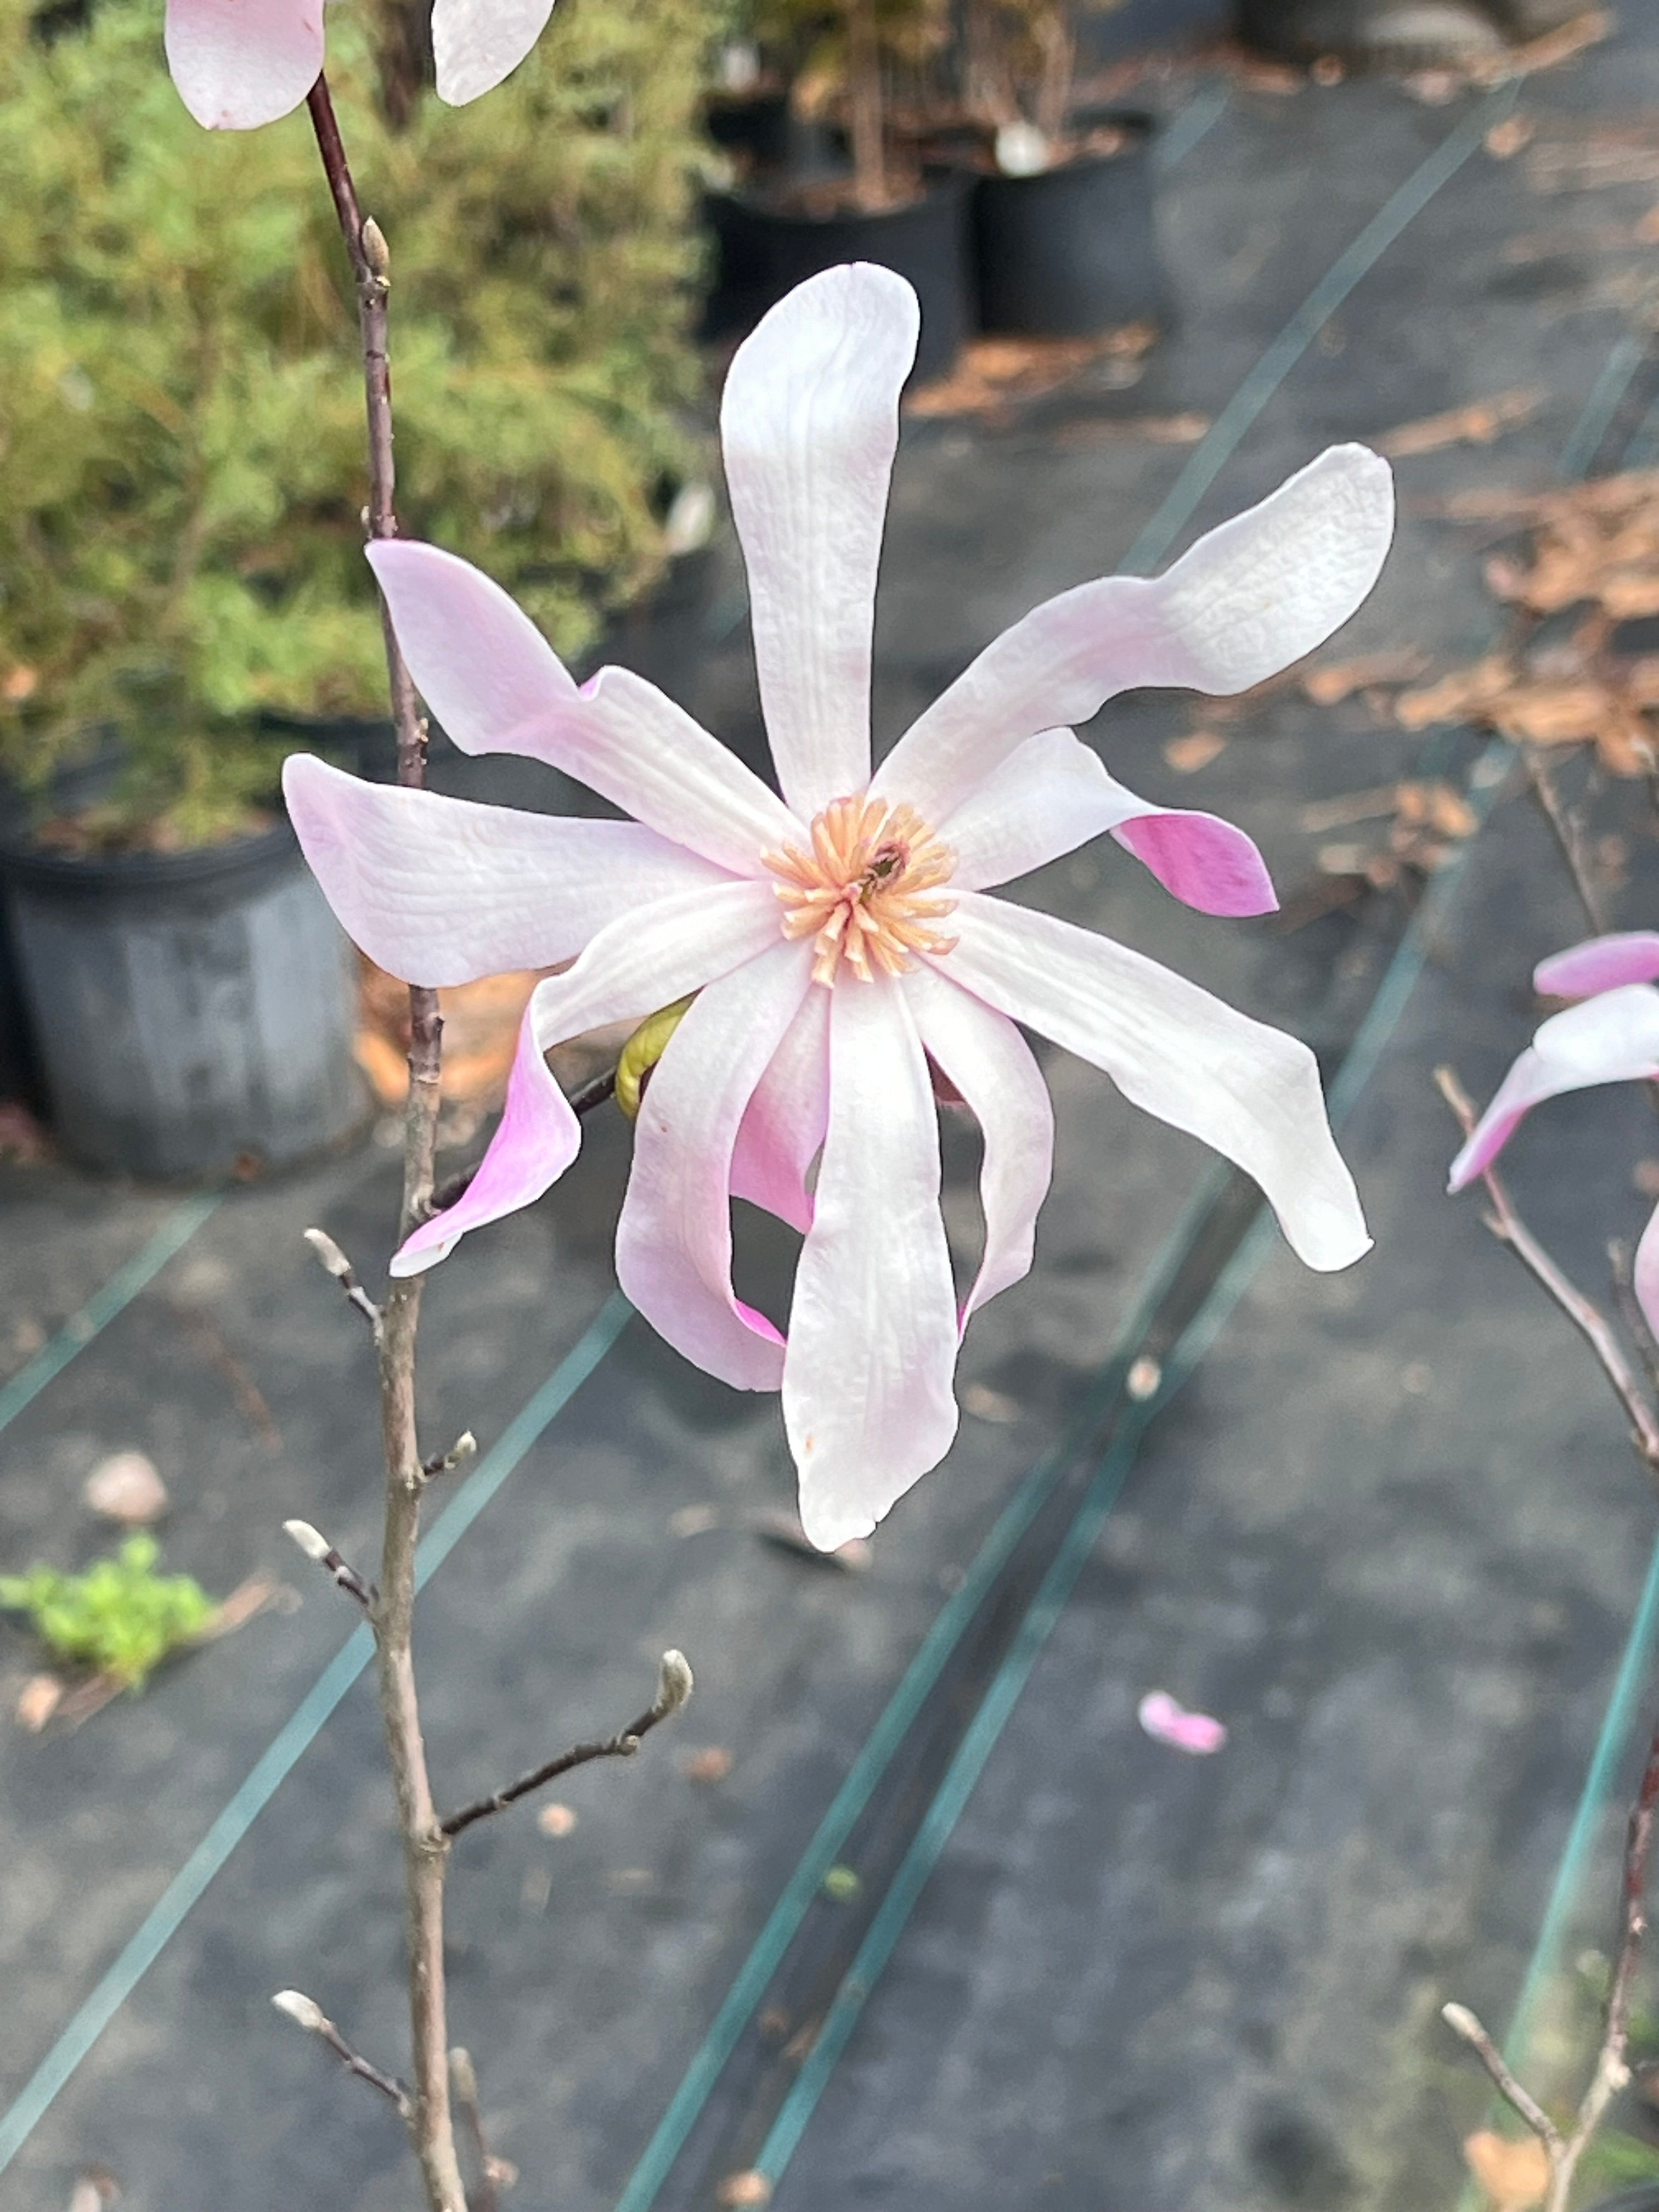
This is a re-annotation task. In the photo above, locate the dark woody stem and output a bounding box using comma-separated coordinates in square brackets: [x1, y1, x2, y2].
[306, 70, 464, 2212]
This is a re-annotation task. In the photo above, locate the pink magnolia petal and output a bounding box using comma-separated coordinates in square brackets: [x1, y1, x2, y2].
[721, 264, 919, 815]
[1137, 1691, 1227, 1756]
[902, 962, 1053, 1329]
[942, 895, 1369, 1272]
[1535, 933, 1659, 1000]
[784, 978, 960, 1551]
[615, 944, 814, 1391]
[392, 881, 781, 1274]
[1636, 1198, 1659, 1345]
[393, 998, 578, 1274]
[283, 754, 725, 986]
[731, 986, 831, 1234]
[165, 0, 323, 128]
[936, 727, 1276, 916]
[433, 0, 555, 103]
[1448, 984, 1659, 1190]
[876, 444, 1395, 822]
[367, 541, 797, 876]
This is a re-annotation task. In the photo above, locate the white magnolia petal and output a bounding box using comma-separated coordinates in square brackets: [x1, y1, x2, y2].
[615, 944, 814, 1391]
[935, 727, 1276, 916]
[784, 979, 960, 1550]
[1534, 933, 1659, 1000]
[368, 540, 797, 875]
[722, 264, 919, 815]
[903, 962, 1054, 1328]
[943, 895, 1369, 1272]
[877, 444, 1395, 820]
[1448, 985, 1659, 1189]
[1637, 1198, 1659, 1345]
[164, 0, 323, 128]
[731, 985, 832, 1234]
[283, 754, 726, 986]
[433, 0, 555, 103]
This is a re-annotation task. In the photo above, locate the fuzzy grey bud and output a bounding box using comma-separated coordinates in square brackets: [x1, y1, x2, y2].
[654, 1650, 694, 1718]
[303, 1227, 352, 1279]
[283, 1519, 331, 1563]
[272, 1989, 328, 2034]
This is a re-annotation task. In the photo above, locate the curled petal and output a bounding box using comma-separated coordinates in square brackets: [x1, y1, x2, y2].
[943, 896, 1369, 1272]
[433, 0, 555, 103]
[392, 882, 781, 1274]
[1137, 1691, 1227, 1755]
[367, 541, 796, 876]
[283, 754, 725, 986]
[722, 264, 919, 815]
[731, 986, 831, 1234]
[615, 944, 814, 1391]
[936, 727, 1276, 916]
[903, 962, 1054, 1328]
[1448, 985, 1659, 1191]
[876, 444, 1395, 821]
[1636, 1199, 1659, 1345]
[1535, 933, 1659, 1000]
[785, 979, 960, 1550]
[164, 0, 323, 128]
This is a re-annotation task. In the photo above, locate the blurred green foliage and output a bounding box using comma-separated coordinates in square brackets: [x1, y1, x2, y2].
[0, 1532, 216, 1685]
[0, 0, 715, 843]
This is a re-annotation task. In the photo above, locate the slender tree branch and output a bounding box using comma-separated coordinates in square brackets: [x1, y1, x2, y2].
[307, 72, 464, 2212]
[449, 2049, 510, 2212]
[303, 1227, 385, 1341]
[441, 1651, 693, 1840]
[272, 1990, 412, 2118]
[1441, 2003, 1565, 2154]
[1526, 749, 1611, 937]
[284, 1519, 378, 1612]
[1436, 1067, 1659, 1471]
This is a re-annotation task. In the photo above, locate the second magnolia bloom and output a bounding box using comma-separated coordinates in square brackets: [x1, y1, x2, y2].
[287, 263, 1394, 1549]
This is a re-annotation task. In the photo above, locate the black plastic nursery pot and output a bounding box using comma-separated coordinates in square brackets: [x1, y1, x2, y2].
[706, 172, 973, 383]
[0, 814, 365, 1180]
[973, 110, 1165, 339]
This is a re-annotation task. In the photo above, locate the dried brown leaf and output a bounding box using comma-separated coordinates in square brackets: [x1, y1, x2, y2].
[15, 1674, 64, 1731]
[1162, 731, 1227, 772]
[1379, 388, 1546, 459]
[1395, 657, 1514, 729]
[1462, 2129, 1550, 2211]
[1301, 649, 1428, 704]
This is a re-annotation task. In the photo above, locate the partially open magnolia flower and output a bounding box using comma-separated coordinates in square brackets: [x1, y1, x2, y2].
[286, 263, 1391, 1549]
[1449, 931, 1659, 1328]
[165, 0, 554, 128]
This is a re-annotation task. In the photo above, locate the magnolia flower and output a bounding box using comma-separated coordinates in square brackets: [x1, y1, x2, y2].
[1449, 932, 1659, 1325]
[285, 263, 1390, 1549]
[165, 0, 552, 129]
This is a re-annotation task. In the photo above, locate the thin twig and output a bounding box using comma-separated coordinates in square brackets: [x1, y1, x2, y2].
[272, 1991, 412, 2118]
[420, 1432, 477, 1485]
[441, 1652, 693, 1840]
[303, 1227, 384, 1341]
[1437, 1067, 1659, 1470]
[284, 1520, 377, 1612]
[1527, 749, 1611, 936]
[448, 2050, 507, 2212]
[1441, 2003, 1565, 2155]
[307, 72, 463, 2212]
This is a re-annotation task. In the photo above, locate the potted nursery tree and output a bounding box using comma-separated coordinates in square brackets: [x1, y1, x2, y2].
[0, 0, 713, 1177]
[706, 0, 974, 381]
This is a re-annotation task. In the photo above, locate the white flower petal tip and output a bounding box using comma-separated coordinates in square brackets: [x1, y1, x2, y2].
[1636, 1199, 1659, 1343]
[1137, 1691, 1227, 1756]
[1535, 933, 1659, 1000]
[1447, 984, 1659, 1192]
[164, 0, 324, 128]
[433, 0, 557, 103]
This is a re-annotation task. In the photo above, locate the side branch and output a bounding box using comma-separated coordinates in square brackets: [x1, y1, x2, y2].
[1440, 2003, 1564, 2154]
[273, 1990, 411, 2118]
[441, 1651, 693, 1841]
[1436, 1066, 1659, 1470]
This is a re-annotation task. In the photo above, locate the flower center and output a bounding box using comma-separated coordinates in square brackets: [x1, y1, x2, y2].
[763, 795, 958, 987]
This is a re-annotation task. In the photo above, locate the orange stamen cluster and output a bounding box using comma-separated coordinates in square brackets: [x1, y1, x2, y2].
[764, 795, 958, 987]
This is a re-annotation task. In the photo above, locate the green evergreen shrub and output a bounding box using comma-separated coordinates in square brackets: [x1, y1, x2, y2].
[0, 0, 715, 845]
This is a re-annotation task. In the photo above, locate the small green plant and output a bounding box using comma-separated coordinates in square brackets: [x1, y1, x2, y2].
[0, 1533, 217, 1686]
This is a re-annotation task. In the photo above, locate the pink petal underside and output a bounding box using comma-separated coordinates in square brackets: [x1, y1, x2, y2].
[1447, 984, 1659, 1190]
[874, 443, 1395, 823]
[783, 978, 960, 1551]
[366, 540, 796, 877]
[282, 754, 726, 987]
[941, 895, 1369, 1273]
[721, 264, 919, 816]
[392, 881, 782, 1274]
[1535, 933, 1659, 1000]
[902, 962, 1054, 1331]
[614, 943, 814, 1391]
[730, 985, 831, 1234]
[1635, 1197, 1659, 1344]
[934, 727, 1276, 916]
[432, 0, 555, 103]
[164, 0, 323, 128]
[1137, 1691, 1227, 1755]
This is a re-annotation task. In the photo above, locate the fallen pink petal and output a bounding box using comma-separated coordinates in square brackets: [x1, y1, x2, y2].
[1137, 1692, 1228, 1756]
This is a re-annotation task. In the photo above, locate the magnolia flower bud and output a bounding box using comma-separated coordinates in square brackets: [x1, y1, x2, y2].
[283, 1520, 330, 1563]
[361, 218, 391, 280]
[303, 1227, 352, 1279]
[272, 1989, 328, 2034]
[654, 1650, 694, 1718]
